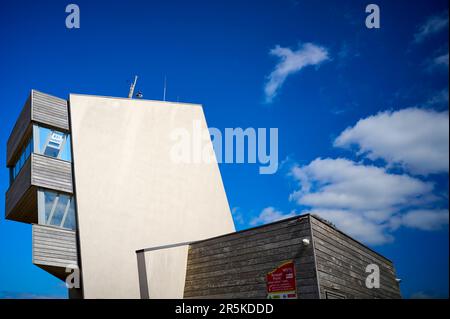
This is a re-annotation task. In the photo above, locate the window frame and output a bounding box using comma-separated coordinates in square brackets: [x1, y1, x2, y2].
[9, 134, 33, 184]
[33, 124, 72, 162]
[37, 189, 77, 230]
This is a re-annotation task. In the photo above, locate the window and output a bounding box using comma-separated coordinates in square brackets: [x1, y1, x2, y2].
[10, 125, 72, 186]
[10, 135, 33, 184]
[34, 125, 71, 162]
[38, 189, 76, 230]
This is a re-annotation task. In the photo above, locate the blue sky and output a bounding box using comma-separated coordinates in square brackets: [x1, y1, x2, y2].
[0, 0, 448, 299]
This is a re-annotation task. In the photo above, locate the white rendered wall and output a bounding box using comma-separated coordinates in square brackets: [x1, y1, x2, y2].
[144, 245, 190, 299]
[69, 94, 235, 298]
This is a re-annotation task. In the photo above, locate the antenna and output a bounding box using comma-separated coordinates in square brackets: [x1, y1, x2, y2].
[128, 75, 138, 98]
[163, 76, 167, 101]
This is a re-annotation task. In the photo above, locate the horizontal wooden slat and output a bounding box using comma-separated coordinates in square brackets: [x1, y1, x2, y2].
[188, 222, 310, 260]
[183, 217, 318, 299]
[313, 233, 398, 287]
[188, 230, 311, 266]
[186, 254, 316, 282]
[31, 90, 69, 131]
[316, 254, 400, 298]
[5, 154, 73, 223]
[311, 219, 398, 281]
[7, 90, 70, 166]
[32, 224, 78, 280]
[31, 154, 73, 194]
[5, 156, 31, 214]
[311, 216, 394, 267]
[33, 227, 77, 239]
[191, 216, 309, 250]
[187, 237, 312, 274]
[310, 215, 401, 299]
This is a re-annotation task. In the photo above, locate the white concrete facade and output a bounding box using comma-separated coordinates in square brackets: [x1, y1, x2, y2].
[144, 245, 190, 299]
[69, 94, 235, 298]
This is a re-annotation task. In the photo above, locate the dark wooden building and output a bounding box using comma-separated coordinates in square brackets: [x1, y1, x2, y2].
[138, 214, 402, 299]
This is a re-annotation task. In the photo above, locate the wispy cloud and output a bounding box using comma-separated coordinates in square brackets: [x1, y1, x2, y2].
[264, 42, 329, 103]
[425, 88, 449, 109]
[414, 11, 449, 44]
[249, 207, 296, 226]
[0, 290, 65, 299]
[336, 42, 360, 69]
[231, 207, 245, 226]
[433, 52, 449, 67]
[410, 291, 448, 299]
[426, 50, 449, 72]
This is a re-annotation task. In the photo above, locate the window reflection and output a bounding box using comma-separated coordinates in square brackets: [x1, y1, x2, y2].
[35, 126, 71, 161]
[10, 135, 33, 183]
[9, 125, 72, 186]
[39, 189, 76, 230]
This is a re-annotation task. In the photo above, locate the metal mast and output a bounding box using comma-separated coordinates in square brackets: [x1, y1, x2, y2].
[128, 75, 138, 98]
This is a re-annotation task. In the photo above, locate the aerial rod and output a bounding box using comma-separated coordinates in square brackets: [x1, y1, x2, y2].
[163, 76, 167, 101]
[128, 75, 138, 99]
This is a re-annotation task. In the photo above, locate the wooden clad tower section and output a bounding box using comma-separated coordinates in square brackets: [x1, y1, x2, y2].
[5, 90, 78, 286]
[32, 224, 78, 280]
[6, 90, 69, 167]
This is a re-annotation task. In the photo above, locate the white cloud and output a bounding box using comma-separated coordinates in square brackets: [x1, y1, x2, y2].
[289, 158, 442, 245]
[400, 209, 449, 231]
[334, 108, 449, 175]
[414, 11, 449, 43]
[249, 207, 296, 226]
[290, 158, 434, 211]
[264, 43, 329, 103]
[281, 107, 449, 246]
[306, 209, 393, 245]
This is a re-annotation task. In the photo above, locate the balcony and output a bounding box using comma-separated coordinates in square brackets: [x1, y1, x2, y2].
[7, 90, 69, 167]
[5, 153, 73, 223]
[32, 224, 78, 280]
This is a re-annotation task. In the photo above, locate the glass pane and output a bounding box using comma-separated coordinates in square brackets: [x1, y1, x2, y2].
[44, 191, 58, 223]
[49, 195, 69, 227]
[26, 138, 32, 157]
[10, 135, 33, 185]
[37, 126, 72, 161]
[41, 190, 76, 230]
[60, 136, 72, 162]
[18, 152, 24, 168]
[63, 199, 76, 230]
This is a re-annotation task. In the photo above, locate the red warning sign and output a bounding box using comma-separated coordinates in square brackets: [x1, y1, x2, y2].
[266, 261, 297, 299]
